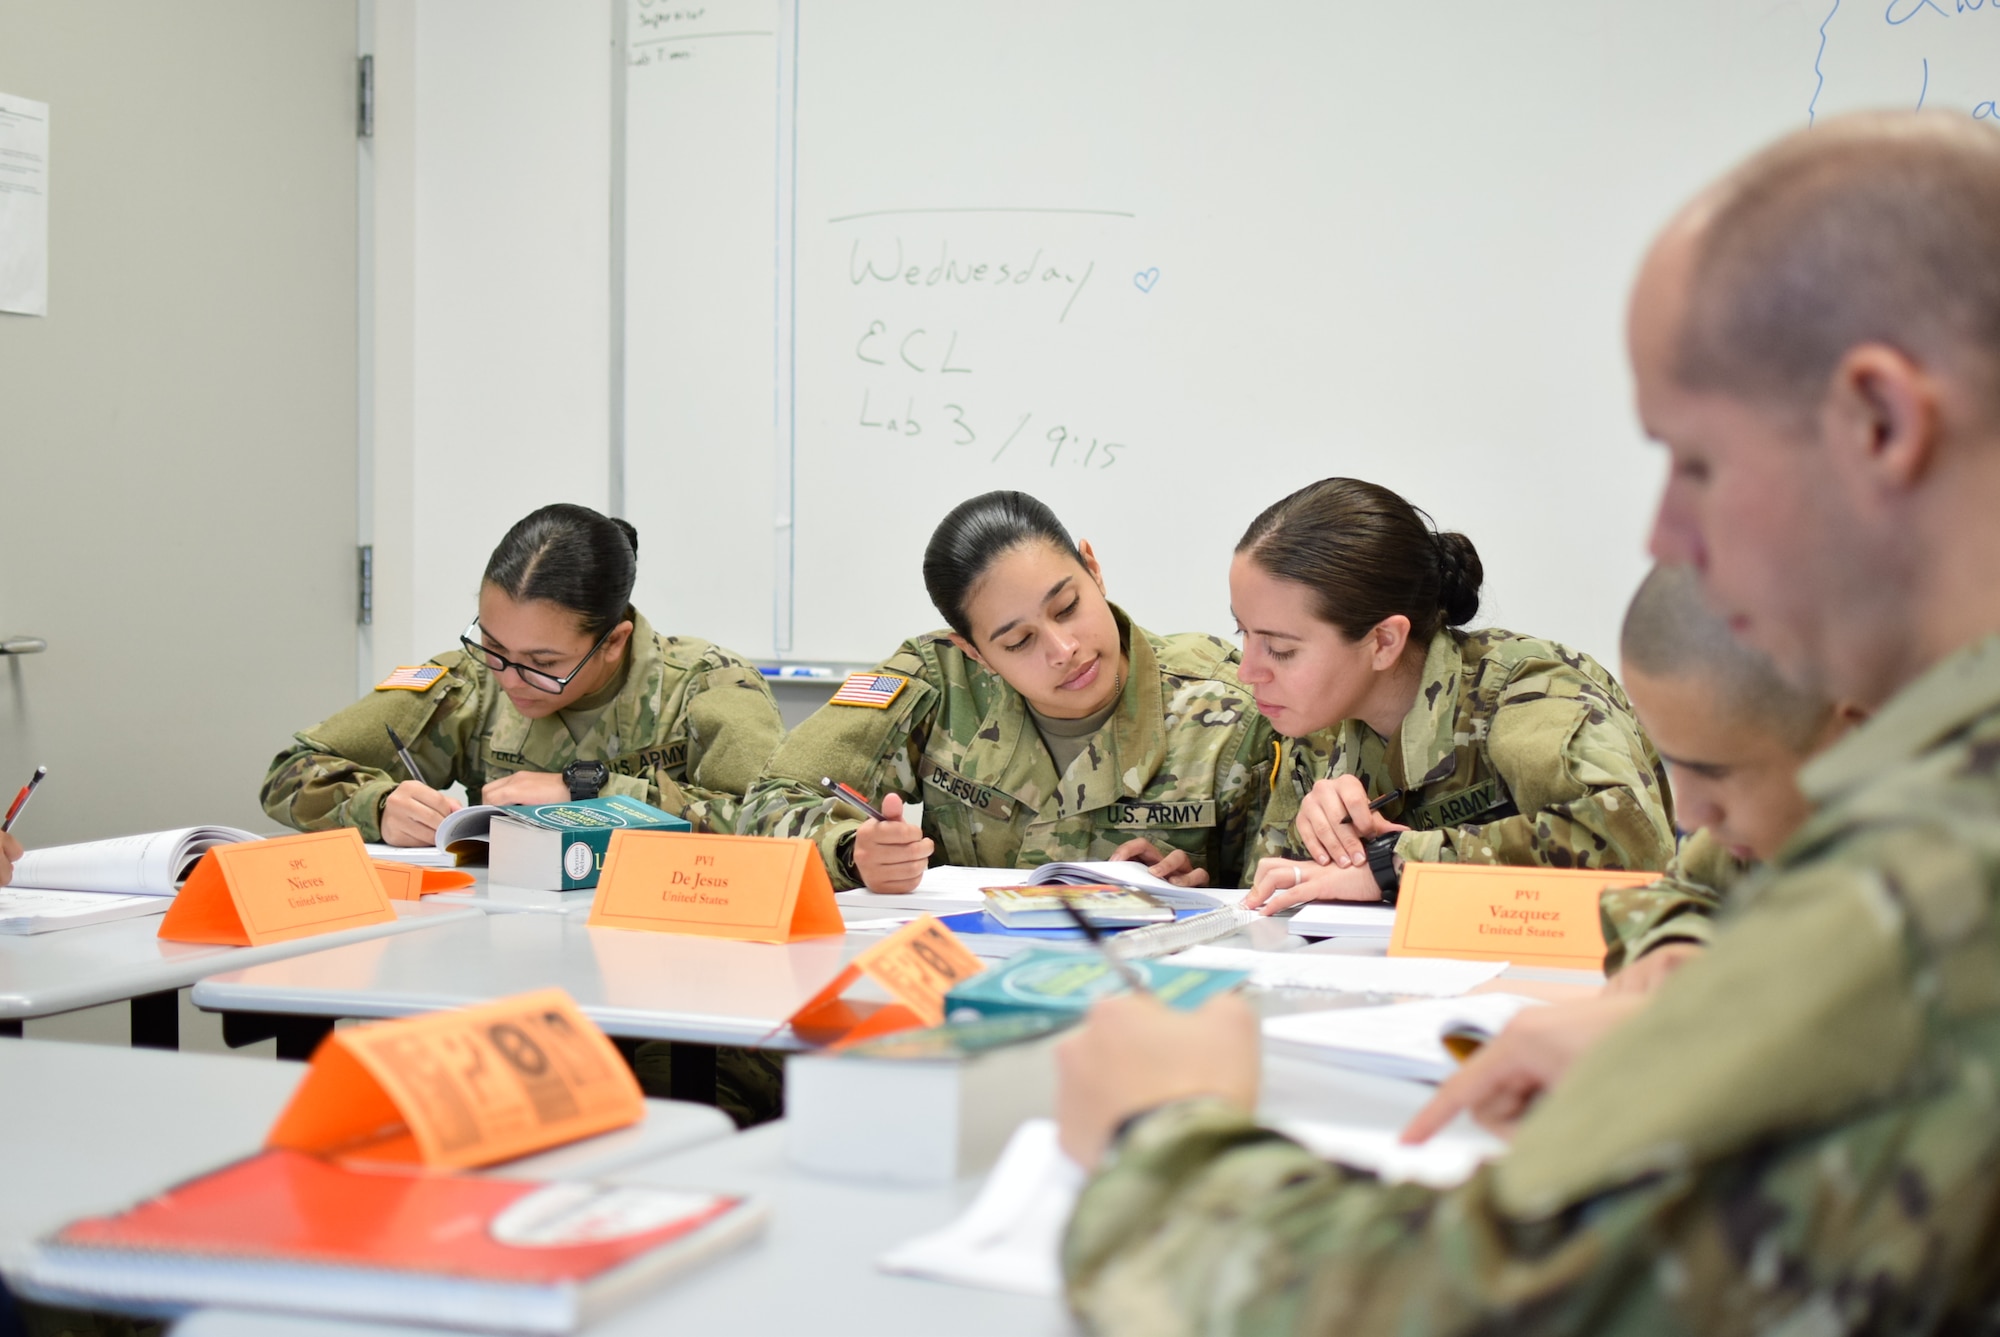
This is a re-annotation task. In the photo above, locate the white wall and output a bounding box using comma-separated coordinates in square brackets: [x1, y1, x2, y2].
[366, 0, 615, 680]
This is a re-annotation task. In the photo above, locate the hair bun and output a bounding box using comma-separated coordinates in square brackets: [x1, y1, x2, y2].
[610, 517, 639, 557]
[1433, 530, 1484, 628]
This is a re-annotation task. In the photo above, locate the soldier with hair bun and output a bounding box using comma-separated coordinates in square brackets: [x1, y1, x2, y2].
[1235, 477, 1675, 914]
[260, 503, 784, 842]
[740, 490, 1272, 891]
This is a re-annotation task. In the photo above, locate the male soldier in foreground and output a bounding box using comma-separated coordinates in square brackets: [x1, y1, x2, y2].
[1057, 111, 2000, 1333]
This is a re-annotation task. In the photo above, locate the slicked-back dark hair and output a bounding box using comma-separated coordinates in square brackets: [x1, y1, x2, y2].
[1236, 478, 1481, 644]
[482, 503, 639, 637]
[923, 491, 1084, 639]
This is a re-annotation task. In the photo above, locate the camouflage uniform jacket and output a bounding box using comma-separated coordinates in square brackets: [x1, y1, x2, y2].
[260, 612, 784, 837]
[1248, 628, 1676, 873]
[1063, 632, 2000, 1335]
[738, 607, 1273, 890]
[1599, 827, 1750, 974]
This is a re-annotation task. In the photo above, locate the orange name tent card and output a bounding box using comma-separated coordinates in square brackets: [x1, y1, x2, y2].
[371, 860, 477, 901]
[787, 915, 988, 1047]
[587, 831, 844, 944]
[157, 829, 397, 946]
[266, 987, 643, 1170]
[1387, 863, 1655, 971]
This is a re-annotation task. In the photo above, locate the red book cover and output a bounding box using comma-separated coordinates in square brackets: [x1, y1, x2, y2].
[53, 1149, 741, 1285]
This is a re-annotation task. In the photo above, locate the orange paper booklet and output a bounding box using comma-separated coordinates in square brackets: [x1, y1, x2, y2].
[1388, 863, 1655, 971]
[21, 1149, 767, 1334]
[267, 988, 644, 1170]
[786, 914, 988, 1047]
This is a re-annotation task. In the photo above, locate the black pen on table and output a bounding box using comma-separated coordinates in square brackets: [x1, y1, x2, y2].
[385, 726, 422, 783]
[1057, 898, 1153, 995]
[820, 776, 887, 822]
[3, 765, 46, 833]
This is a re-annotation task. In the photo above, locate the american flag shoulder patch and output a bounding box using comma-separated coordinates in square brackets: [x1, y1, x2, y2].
[375, 664, 448, 693]
[829, 672, 910, 709]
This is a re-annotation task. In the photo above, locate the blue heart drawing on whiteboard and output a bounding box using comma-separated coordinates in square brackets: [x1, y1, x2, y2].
[1133, 268, 1160, 293]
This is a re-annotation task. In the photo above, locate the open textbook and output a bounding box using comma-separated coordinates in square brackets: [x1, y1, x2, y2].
[10, 826, 260, 896]
[3, 826, 262, 934]
[840, 861, 1250, 913]
[362, 805, 511, 867]
[1262, 993, 1547, 1082]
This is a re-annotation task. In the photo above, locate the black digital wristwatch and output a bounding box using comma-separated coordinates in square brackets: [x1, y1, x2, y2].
[563, 760, 610, 801]
[1365, 832, 1403, 904]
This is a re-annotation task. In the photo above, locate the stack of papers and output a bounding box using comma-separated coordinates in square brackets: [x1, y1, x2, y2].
[363, 843, 462, 869]
[1170, 947, 1507, 997]
[1272, 1118, 1505, 1188]
[1262, 993, 1546, 1082]
[0, 889, 167, 935]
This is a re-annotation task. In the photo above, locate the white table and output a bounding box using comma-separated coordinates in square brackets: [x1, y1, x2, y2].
[171, 1120, 1074, 1337]
[421, 866, 598, 917]
[0, 1039, 735, 1279]
[0, 901, 479, 1050]
[163, 1046, 1479, 1337]
[192, 911, 857, 1051]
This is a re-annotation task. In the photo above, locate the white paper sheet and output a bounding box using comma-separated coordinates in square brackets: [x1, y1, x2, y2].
[881, 1109, 1509, 1298]
[1171, 946, 1508, 997]
[0, 92, 49, 316]
[878, 1119, 1082, 1298]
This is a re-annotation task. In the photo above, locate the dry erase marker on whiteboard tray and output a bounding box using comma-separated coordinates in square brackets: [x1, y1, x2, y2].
[820, 776, 887, 822]
[3, 765, 46, 833]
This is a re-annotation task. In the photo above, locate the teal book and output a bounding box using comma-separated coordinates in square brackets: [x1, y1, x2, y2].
[942, 947, 1248, 1022]
[487, 796, 690, 892]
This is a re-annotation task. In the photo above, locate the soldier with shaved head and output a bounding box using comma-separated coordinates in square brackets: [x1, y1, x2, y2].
[1056, 112, 2000, 1335]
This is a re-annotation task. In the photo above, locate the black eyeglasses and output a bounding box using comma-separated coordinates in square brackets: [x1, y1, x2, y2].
[460, 619, 615, 695]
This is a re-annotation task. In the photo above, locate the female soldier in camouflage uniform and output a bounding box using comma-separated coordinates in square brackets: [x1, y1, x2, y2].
[740, 491, 1271, 891]
[261, 503, 784, 842]
[1235, 478, 1674, 914]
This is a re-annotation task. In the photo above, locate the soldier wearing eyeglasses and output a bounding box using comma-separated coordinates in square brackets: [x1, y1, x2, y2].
[259, 504, 785, 844]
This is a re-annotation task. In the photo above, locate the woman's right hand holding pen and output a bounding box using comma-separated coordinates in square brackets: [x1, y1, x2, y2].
[381, 781, 464, 847]
[0, 830, 19, 888]
[1296, 775, 1406, 866]
[853, 792, 934, 893]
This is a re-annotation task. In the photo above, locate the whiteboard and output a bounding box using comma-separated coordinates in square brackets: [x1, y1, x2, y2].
[623, 0, 1998, 668]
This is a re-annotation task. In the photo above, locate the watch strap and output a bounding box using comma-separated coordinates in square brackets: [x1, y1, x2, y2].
[1365, 832, 1402, 904]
